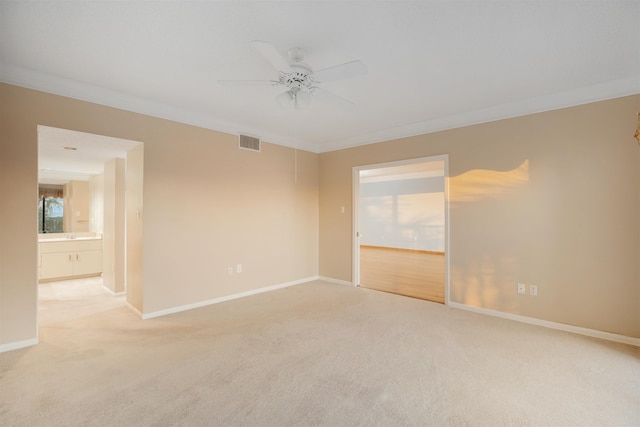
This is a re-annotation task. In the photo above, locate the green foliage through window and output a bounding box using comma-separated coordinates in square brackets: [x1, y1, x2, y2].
[38, 185, 64, 233]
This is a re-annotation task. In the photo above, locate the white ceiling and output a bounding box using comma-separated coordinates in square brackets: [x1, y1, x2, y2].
[2, 1, 639, 153]
[38, 126, 140, 184]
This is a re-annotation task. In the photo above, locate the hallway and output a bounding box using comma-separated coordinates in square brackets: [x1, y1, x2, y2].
[38, 277, 125, 326]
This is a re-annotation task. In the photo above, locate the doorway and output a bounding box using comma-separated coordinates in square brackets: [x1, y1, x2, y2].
[37, 126, 143, 316]
[353, 155, 449, 304]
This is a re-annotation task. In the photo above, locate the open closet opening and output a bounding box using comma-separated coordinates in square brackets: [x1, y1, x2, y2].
[353, 155, 449, 304]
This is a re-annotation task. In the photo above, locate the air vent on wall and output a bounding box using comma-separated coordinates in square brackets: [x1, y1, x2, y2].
[239, 134, 261, 152]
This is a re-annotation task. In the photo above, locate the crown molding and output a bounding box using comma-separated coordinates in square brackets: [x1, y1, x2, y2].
[2, 63, 637, 154]
[0, 63, 320, 153]
[319, 76, 640, 152]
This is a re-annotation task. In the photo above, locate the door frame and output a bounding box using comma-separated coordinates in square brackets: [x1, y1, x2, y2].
[36, 126, 144, 317]
[352, 154, 450, 305]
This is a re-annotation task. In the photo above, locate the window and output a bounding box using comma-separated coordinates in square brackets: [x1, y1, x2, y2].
[38, 185, 64, 233]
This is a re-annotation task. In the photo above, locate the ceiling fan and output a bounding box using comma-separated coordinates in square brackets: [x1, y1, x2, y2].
[219, 41, 367, 110]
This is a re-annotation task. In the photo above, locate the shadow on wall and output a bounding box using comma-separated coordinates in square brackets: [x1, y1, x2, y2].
[449, 160, 530, 311]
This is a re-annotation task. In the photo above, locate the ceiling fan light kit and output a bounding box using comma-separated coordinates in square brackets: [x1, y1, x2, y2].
[277, 87, 312, 110]
[220, 40, 367, 110]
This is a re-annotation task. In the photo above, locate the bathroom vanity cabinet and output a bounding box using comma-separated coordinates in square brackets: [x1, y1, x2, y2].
[38, 238, 103, 281]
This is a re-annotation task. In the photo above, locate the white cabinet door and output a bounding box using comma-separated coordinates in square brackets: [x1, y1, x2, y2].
[73, 250, 102, 276]
[40, 252, 74, 280]
[39, 240, 103, 281]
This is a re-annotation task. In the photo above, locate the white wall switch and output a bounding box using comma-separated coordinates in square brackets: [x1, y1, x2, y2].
[236, 264, 242, 273]
[517, 283, 526, 295]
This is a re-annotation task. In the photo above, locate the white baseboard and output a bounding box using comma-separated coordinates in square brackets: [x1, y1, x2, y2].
[318, 276, 355, 287]
[141, 276, 318, 320]
[449, 302, 640, 347]
[0, 337, 39, 353]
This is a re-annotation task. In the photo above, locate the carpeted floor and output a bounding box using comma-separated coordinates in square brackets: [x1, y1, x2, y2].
[1, 278, 638, 426]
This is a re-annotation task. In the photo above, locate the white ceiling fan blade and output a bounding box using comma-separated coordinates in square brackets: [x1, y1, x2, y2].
[250, 40, 292, 73]
[311, 87, 356, 110]
[277, 90, 294, 109]
[218, 80, 279, 86]
[295, 90, 312, 110]
[313, 60, 367, 83]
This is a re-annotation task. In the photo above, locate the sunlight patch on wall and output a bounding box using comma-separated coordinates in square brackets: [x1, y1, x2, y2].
[450, 255, 519, 310]
[450, 160, 529, 204]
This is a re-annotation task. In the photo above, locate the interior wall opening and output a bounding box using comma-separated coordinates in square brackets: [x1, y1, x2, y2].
[37, 125, 143, 325]
[353, 155, 449, 304]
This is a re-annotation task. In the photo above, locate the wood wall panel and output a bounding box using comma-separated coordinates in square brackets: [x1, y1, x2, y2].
[359, 245, 445, 303]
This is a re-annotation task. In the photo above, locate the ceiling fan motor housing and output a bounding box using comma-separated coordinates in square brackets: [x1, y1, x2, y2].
[280, 62, 313, 90]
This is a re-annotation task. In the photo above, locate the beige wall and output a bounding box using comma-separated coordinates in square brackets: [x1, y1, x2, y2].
[102, 158, 126, 294]
[89, 173, 105, 234]
[319, 95, 640, 338]
[0, 87, 38, 347]
[0, 83, 319, 348]
[139, 126, 319, 313]
[126, 144, 144, 313]
[63, 180, 90, 233]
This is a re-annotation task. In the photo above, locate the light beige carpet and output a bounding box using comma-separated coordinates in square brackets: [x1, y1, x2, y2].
[1, 278, 638, 426]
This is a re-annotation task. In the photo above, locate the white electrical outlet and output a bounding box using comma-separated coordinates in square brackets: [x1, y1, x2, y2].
[517, 283, 526, 295]
[530, 285, 538, 296]
[236, 264, 242, 273]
